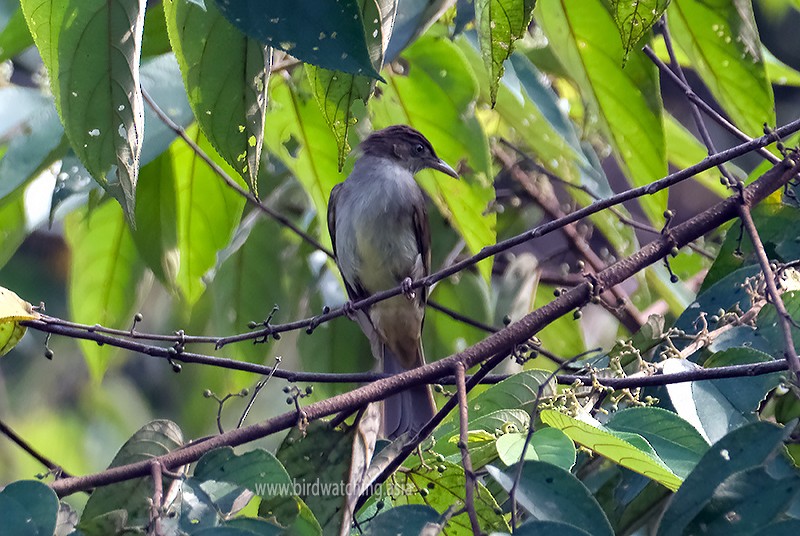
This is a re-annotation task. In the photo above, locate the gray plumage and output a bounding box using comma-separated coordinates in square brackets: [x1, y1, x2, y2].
[327, 125, 458, 439]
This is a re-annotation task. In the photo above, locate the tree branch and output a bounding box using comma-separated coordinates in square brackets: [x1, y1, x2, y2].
[47, 158, 798, 498]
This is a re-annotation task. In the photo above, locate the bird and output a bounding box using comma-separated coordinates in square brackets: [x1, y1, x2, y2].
[327, 125, 459, 439]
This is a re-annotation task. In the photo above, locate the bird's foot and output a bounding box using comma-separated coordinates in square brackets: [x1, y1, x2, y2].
[401, 277, 416, 301]
[342, 300, 357, 320]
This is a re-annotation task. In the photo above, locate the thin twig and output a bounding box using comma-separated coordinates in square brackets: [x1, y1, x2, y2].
[238, 356, 282, 428]
[737, 203, 800, 381]
[454, 361, 482, 535]
[0, 419, 71, 478]
[149, 461, 164, 536]
[495, 145, 644, 332]
[142, 88, 330, 255]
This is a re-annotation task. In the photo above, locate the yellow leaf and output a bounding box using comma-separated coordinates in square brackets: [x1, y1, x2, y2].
[0, 286, 39, 356]
[541, 409, 683, 491]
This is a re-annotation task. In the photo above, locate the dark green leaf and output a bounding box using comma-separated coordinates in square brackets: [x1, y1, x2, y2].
[194, 447, 293, 496]
[275, 422, 355, 532]
[364, 505, 440, 535]
[512, 520, 593, 536]
[656, 420, 789, 536]
[487, 461, 614, 536]
[605, 407, 709, 479]
[684, 467, 800, 535]
[214, 0, 381, 77]
[0, 480, 59, 536]
[80, 420, 183, 529]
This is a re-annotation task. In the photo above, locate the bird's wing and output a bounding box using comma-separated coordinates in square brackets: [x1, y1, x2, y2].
[327, 182, 342, 259]
[412, 200, 431, 305]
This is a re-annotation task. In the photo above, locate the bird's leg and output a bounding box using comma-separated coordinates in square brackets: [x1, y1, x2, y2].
[416, 444, 432, 470]
[400, 277, 416, 301]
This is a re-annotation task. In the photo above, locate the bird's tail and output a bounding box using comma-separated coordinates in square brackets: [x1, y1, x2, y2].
[382, 344, 436, 440]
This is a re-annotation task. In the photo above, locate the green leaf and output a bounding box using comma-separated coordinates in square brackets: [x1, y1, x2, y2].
[664, 113, 736, 200]
[541, 409, 683, 491]
[487, 461, 614, 536]
[667, 0, 775, 136]
[275, 421, 356, 532]
[22, 0, 146, 221]
[656, 421, 790, 536]
[194, 447, 293, 496]
[370, 35, 496, 280]
[306, 0, 395, 169]
[0, 480, 59, 536]
[436, 370, 555, 442]
[511, 521, 593, 536]
[364, 505, 440, 535]
[610, 0, 669, 61]
[214, 0, 381, 77]
[0, 6, 33, 62]
[264, 74, 342, 243]
[0, 187, 27, 270]
[475, 0, 537, 105]
[164, 0, 270, 196]
[80, 420, 183, 529]
[133, 124, 246, 305]
[395, 460, 510, 534]
[536, 0, 667, 225]
[65, 201, 150, 380]
[605, 407, 709, 479]
[496, 428, 576, 470]
[683, 467, 800, 535]
[305, 66, 370, 171]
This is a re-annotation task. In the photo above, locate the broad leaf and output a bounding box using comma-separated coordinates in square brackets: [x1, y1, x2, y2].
[134, 124, 246, 306]
[541, 409, 683, 491]
[667, 0, 774, 137]
[611, 0, 669, 61]
[537, 0, 667, 225]
[22, 0, 146, 221]
[475, 0, 537, 105]
[80, 420, 183, 529]
[487, 461, 614, 536]
[65, 201, 150, 380]
[214, 0, 382, 77]
[164, 0, 269, 196]
[0, 480, 59, 536]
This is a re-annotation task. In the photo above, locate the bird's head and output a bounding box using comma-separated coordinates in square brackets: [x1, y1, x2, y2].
[360, 125, 459, 178]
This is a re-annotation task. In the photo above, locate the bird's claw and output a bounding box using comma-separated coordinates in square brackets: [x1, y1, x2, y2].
[342, 300, 357, 320]
[401, 277, 416, 300]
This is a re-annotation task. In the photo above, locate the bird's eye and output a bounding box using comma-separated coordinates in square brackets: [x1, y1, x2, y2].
[414, 144, 425, 154]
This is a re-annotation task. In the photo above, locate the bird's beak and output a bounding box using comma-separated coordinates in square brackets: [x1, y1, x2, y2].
[429, 158, 459, 179]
